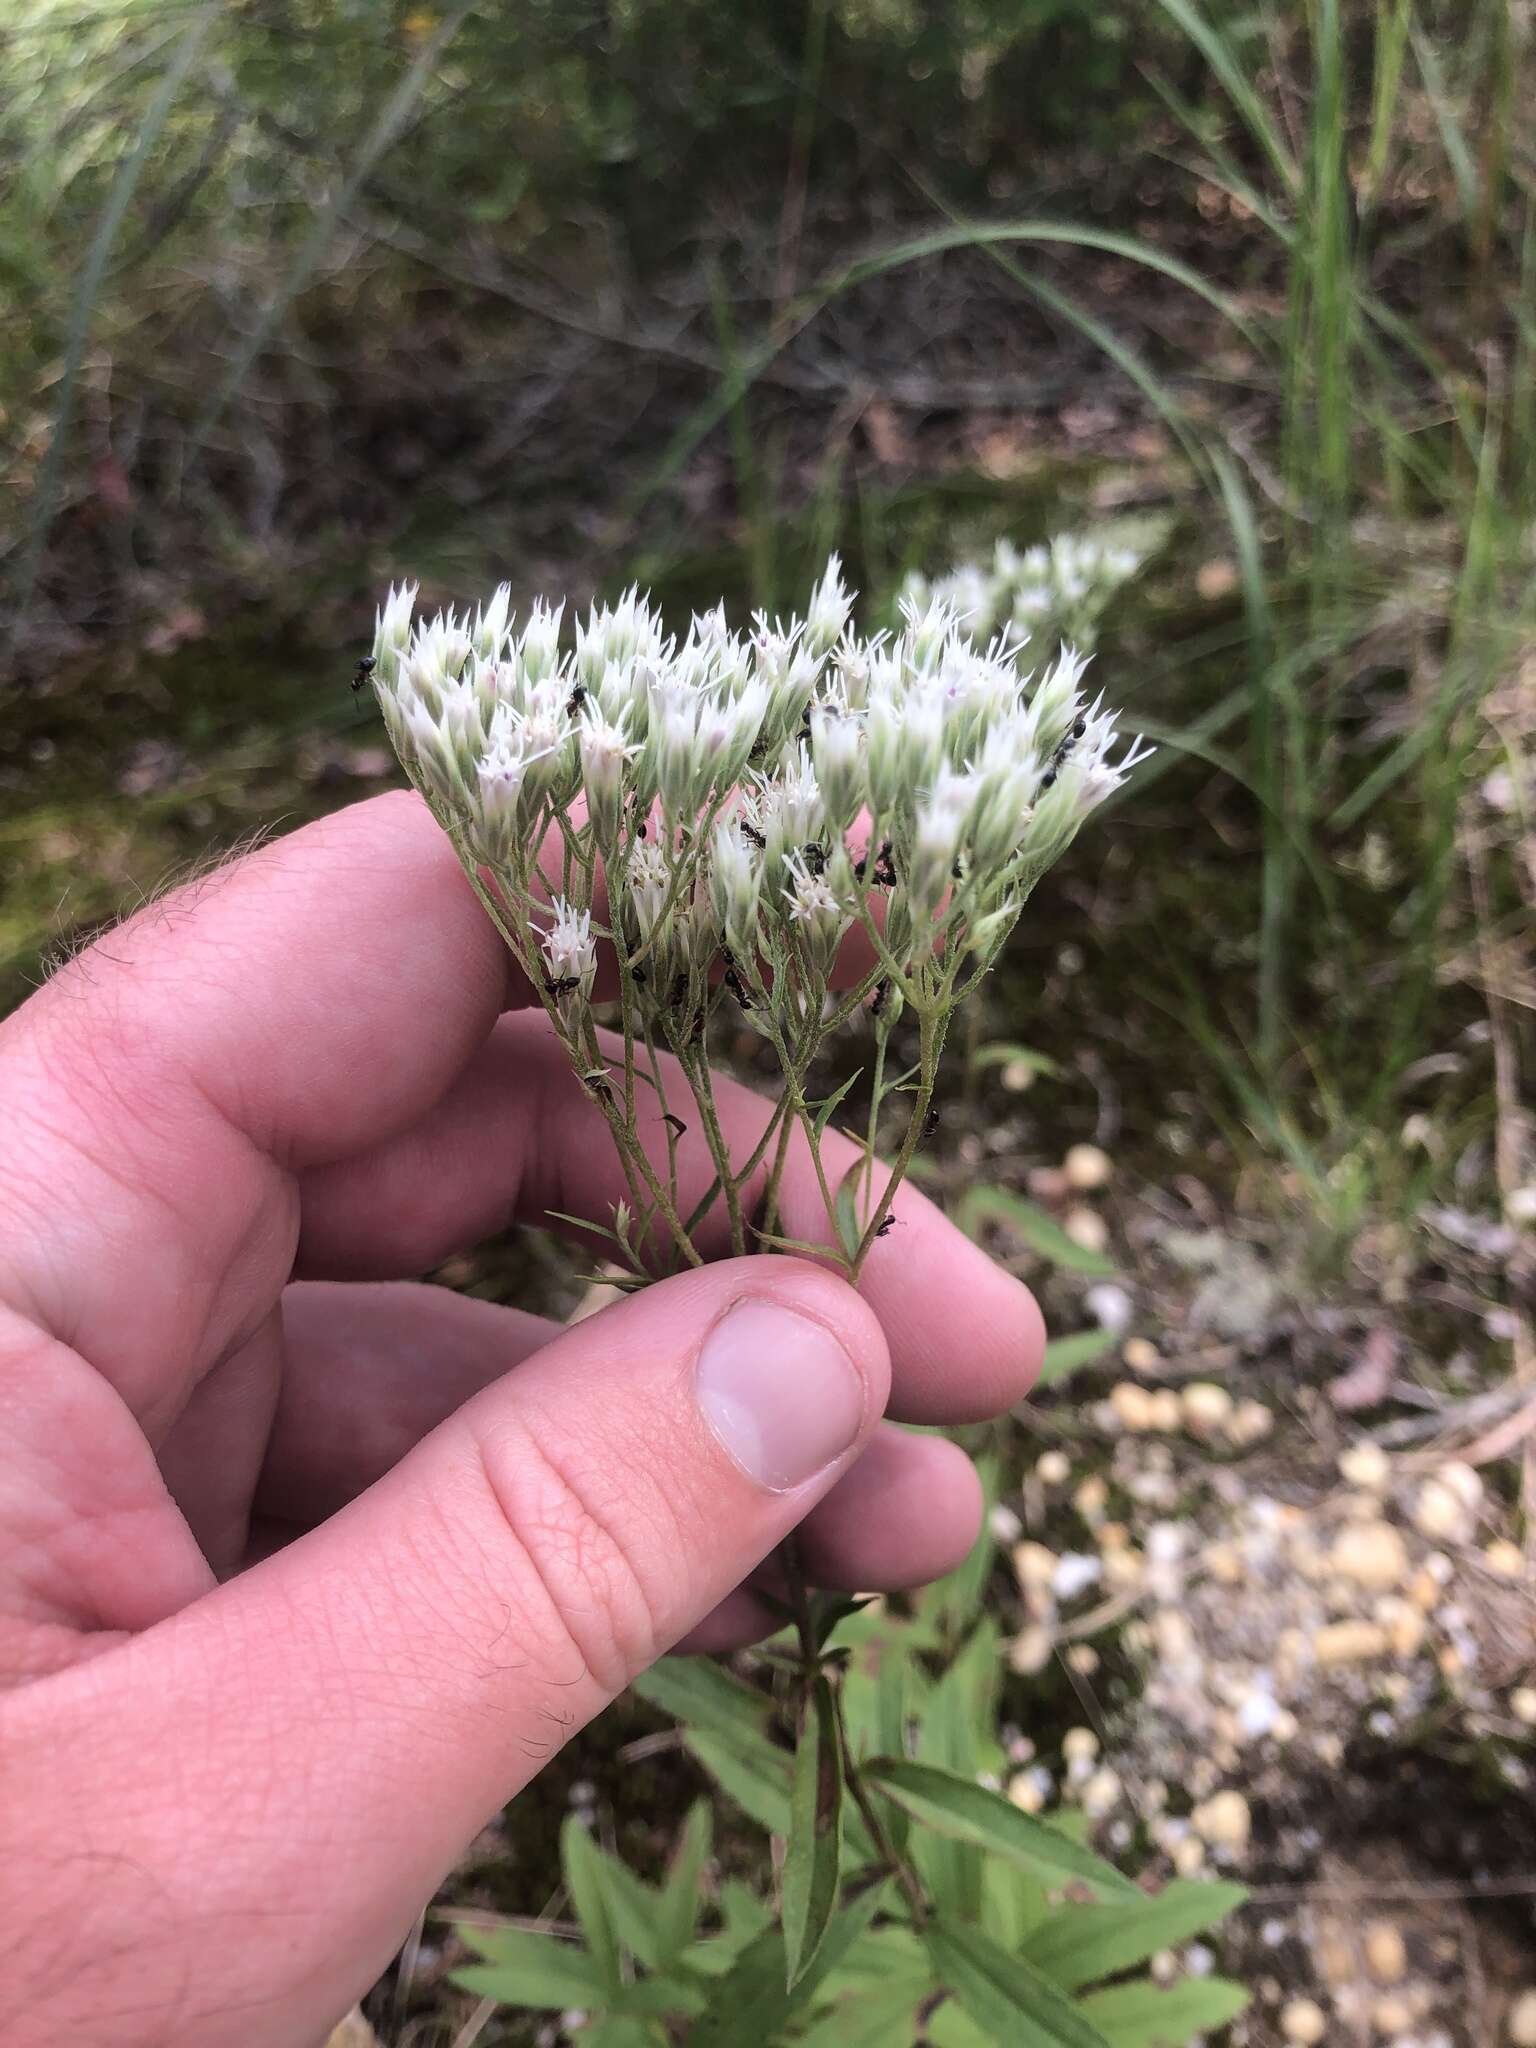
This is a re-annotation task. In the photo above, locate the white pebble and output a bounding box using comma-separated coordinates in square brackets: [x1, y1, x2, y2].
[1181, 1382, 1234, 1437]
[1062, 1726, 1100, 1765]
[1282, 1999, 1329, 2045]
[1331, 1520, 1409, 1592]
[1087, 1282, 1134, 1332]
[1064, 1205, 1110, 1255]
[1053, 1552, 1103, 1602]
[1064, 1143, 1112, 1190]
[1192, 1789, 1251, 1851]
[1340, 1442, 1392, 1493]
[1364, 1921, 1407, 1984]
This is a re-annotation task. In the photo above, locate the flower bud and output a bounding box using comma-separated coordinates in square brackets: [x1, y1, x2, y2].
[578, 705, 638, 845]
[804, 552, 853, 656]
[710, 819, 763, 954]
[809, 705, 863, 831]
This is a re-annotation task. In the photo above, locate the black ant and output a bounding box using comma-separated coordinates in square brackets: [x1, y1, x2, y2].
[800, 842, 828, 877]
[668, 972, 689, 1011]
[874, 1214, 900, 1238]
[351, 655, 375, 695]
[1041, 715, 1088, 790]
[872, 841, 898, 888]
[922, 1105, 941, 1141]
[630, 964, 647, 985]
[723, 966, 754, 1009]
[566, 683, 587, 717]
[740, 822, 766, 850]
[544, 974, 581, 998]
[661, 1112, 688, 1138]
[870, 978, 890, 1018]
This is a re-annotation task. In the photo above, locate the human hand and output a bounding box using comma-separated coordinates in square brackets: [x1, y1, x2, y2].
[0, 792, 1042, 2047]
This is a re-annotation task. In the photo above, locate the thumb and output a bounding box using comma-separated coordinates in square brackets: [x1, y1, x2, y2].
[4, 1258, 888, 2048]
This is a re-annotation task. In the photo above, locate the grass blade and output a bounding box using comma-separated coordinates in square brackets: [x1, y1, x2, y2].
[5, 0, 220, 650]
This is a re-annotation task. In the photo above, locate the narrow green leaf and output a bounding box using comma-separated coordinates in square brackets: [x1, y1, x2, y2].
[451, 1924, 603, 2009]
[955, 1187, 1115, 1276]
[579, 2019, 661, 2048]
[682, 1880, 773, 1976]
[795, 1974, 932, 2047]
[1036, 1327, 1120, 1388]
[691, 1882, 885, 2047]
[632, 1658, 770, 1744]
[811, 1068, 863, 1140]
[834, 1166, 864, 1264]
[864, 1760, 1138, 1901]
[811, 1591, 878, 1651]
[782, 1677, 845, 1988]
[1023, 1881, 1247, 1993]
[610, 1975, 706, 2020]
[751, 1228, 841, 1259]
[544, 1209, 622, 1245]
[910, 1626, 998, 1916]
[925, 1920, 1113, 2048]
[655, 1801, 712, 1965]
[687, 1730, 793, 1838]
[561, 1818, 623, 1990]
[1078, 1975, 1249, 2048]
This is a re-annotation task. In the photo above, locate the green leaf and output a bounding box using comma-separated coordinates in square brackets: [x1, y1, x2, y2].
[980, 1853, 1051, 1950]
[925, 1920, 1113, 2048]
[591, 1852, 665, 1973]
[1036, 1327, 1121, 1388]
[811, 1591, 878, 1651]
[810, 1067, 863, 1140]
[954, 1187, 1115, 1276]
[795, 1974, 932, 2047]
[632, 1658, 770, 1745]
[655, 1801, 712, 1965]
[863, 1761, 1138, 1902]
[687, 1729, 793, 1837]
[1078, 1975, 1250, 2048]
[682, 1881, 773, 1976]
[1023, 1881, 1247, 1994]
[451, 1924, 604, 2010]
[782, 1677, 844, 1989]
[910, 1625, 999, 1916]
[690, 1883, 886, 2047]
[580, 2020, 663, 2048]
[751, 1228, 843, 1258]
[561, 1817, 623, 1989]
[834, 1164, 865, 1264]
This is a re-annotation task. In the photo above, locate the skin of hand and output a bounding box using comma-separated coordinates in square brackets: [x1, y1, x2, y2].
[0, 791, 1043, 2048]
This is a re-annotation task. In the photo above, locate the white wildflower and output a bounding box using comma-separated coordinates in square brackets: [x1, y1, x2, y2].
[540, 897, 596, 1001]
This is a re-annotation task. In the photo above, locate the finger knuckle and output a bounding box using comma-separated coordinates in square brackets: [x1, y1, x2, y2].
[470, 1415, 668, 1699]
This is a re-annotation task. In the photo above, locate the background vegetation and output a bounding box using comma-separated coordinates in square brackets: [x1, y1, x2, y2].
[3, 2, 1533, 2044]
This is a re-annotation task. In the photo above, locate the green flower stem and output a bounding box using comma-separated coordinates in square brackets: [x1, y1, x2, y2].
[681, 1050, 746, 1258]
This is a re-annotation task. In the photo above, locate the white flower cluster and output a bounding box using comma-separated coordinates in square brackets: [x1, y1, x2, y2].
[369, 558, 1149, 1049]
[900, 517, 1163, 652]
